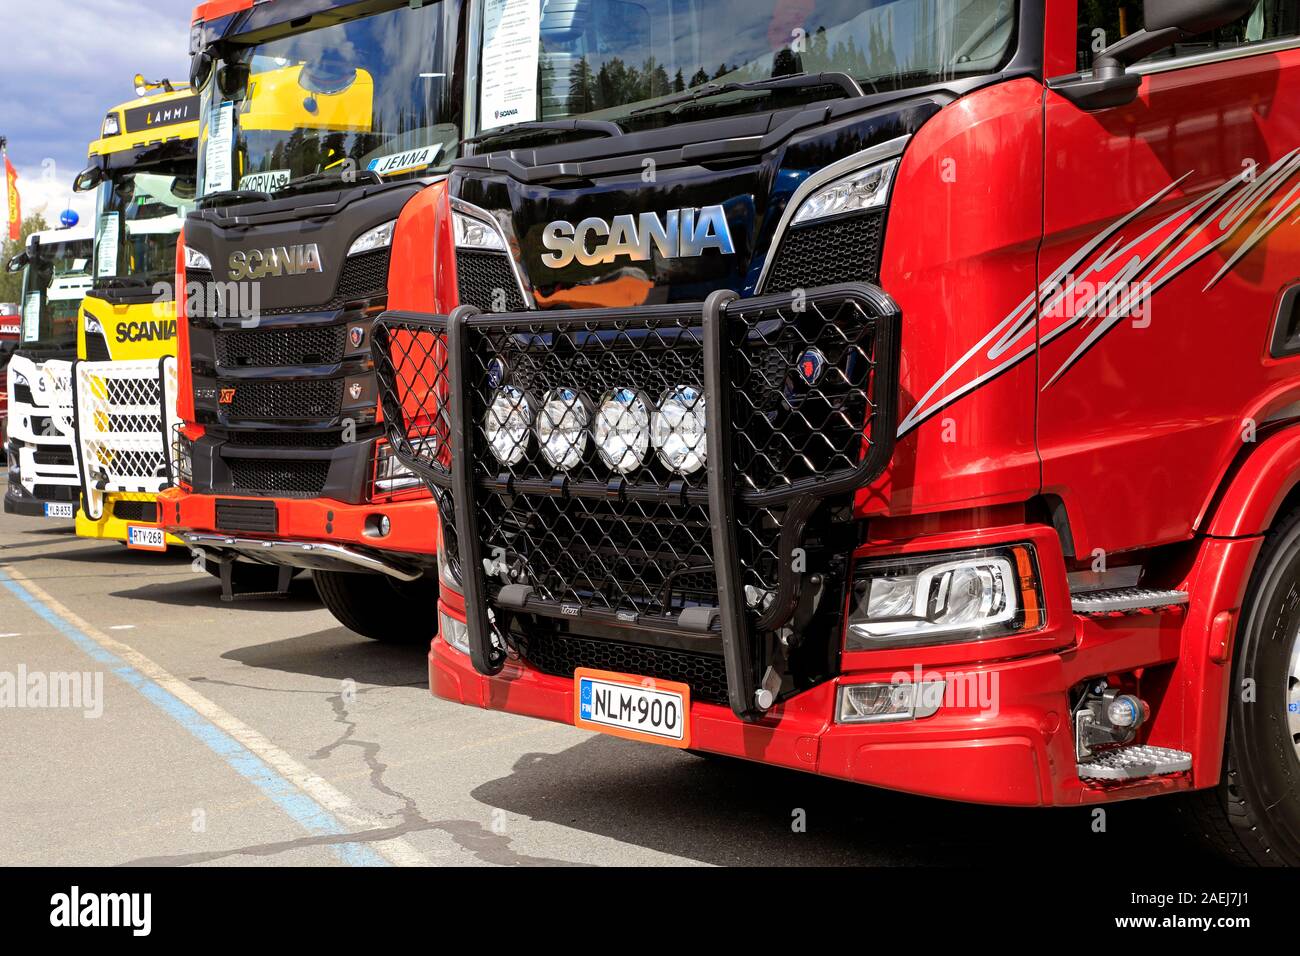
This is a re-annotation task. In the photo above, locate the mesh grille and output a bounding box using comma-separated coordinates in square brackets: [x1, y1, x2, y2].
[112, 499, 158, 522]
[762, 211, 884, 294]
[456, 251, 525, 313]
[214, 325, 346, 369]
[221, 379, 341, 421]
[227, 458, 330, 497]
[84, 331, 112, 362]
[515, 632, 729, 706]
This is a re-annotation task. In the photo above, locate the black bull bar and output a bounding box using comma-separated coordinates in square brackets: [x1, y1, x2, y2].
[373, 283, 901, 721]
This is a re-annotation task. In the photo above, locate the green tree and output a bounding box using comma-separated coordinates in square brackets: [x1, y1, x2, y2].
[0, 212, 50, 305]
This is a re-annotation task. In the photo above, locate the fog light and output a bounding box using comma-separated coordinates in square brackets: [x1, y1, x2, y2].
[594, 388, 651, 473]
[847, 545, 1043, 650]
[837, 681, 945, 723]
[652, 385, 706, 475]
[483, 386, 532, 465]
[440, 612, 470, 655]
[535, 387, 589, 470]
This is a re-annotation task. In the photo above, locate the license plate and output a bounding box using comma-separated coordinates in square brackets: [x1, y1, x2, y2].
[43, 503, 74, 519]
[126, 525, 167, 552]
[574, 668, 691, 748]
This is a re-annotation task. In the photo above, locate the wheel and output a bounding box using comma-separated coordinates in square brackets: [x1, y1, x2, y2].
[1180, 505, 1300, 865]
[313, 569, 439, 644]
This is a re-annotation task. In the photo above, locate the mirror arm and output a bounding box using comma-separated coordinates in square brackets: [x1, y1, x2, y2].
[1052, 27, 1186, 112]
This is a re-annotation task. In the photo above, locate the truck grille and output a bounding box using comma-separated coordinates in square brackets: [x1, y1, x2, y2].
[456, 250, 526, 313]
[228, 458, 330, 497]
[516, 632, 730, 705]
[215, 325, 346, 369]
[221, 379, 341, 421]
[112, 499, 158, 522]
[762, 210, 884, 294]
[185, 250, 388, 317]
[376, 286, 899, 633]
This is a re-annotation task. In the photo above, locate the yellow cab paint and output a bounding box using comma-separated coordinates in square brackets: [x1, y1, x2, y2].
[75, 84, 198, 547]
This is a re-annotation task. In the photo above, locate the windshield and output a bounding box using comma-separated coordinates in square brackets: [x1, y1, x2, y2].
[198, 0, 465, 198]
[96, 162, 197, 285]
[20, 238, 93, 349]
[474, 0, 1017, 132]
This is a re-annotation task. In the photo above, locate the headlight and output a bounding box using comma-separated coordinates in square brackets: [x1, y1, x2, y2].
[172, 431, 193, 485]
[453, 211, 506, 252]
[348, 220, 397, 256]
[594, 388, 651, 473]
[535, 388, 589, 470]
[792, 158, 897, 226]
[373, 442, 422, 494]
[439, 611, 470, 655]
[847, 545, 1042, 650]
[12, 370, 29, 389]
[84, 314, 103, 336]
[483, 386, 532, 465]
[652, 385, 706, 475]
[184, 246, 212, 271]
[101, 113, 120, 137]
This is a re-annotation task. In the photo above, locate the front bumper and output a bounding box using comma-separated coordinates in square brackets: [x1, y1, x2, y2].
[75, 495, 185, 546]
[159, 486, 437, 577]
[4, 467, 78, 516]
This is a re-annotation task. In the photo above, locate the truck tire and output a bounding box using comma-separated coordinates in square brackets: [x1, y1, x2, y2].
[1180, 505, 1300, 865]
[313, 569, 439, 644]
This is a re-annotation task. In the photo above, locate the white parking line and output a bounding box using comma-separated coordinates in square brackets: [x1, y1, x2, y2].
[0, 565, 429, 867]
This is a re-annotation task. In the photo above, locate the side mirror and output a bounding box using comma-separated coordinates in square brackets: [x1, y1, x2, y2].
[190, 51, 214, 92]
[6, 253, 27, 274]
[1055, 0, 1257, 111]
[73, 164, 103, 193]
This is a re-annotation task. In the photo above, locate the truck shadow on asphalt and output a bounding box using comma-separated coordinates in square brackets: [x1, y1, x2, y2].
[111, 572, 324, 612]
[220, 627, 429, 689]
[472, 735, 1226, 866]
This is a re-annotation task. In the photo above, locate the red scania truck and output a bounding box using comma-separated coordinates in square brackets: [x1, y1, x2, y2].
[160, 0, 474, 638]
[371, 0, 1300, 863]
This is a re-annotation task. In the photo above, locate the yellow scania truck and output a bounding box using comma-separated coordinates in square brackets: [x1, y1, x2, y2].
[71, 78, 199, 550]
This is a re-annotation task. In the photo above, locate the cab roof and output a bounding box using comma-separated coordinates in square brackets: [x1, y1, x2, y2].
[88, 85, 200, 159]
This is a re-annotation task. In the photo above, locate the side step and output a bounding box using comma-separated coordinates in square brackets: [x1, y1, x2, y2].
[1071, 586, 1188, 616]
[1077, 744, 1192, 781]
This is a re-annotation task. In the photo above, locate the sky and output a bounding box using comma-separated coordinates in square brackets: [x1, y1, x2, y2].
[0, 0, 197, 228]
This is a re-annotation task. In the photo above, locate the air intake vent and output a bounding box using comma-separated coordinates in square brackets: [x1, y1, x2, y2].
[1271, 285, 1300, 358]
[762, 211, 884, 294]
[456, 251, 526, 313]
[227, 458, 330, 497]
[215, 498, 278, 533]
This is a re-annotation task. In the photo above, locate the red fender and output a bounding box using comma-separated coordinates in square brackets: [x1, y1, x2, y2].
[1205, 424, 1300, 539]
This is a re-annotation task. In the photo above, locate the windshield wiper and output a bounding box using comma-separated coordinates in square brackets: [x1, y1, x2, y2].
[630, 71, 863, 116]
[277, 169, 383, 196]
[197, 189, 273, 210]
[462, 119, 624, 151]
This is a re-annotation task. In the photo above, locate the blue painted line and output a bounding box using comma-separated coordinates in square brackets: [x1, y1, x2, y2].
[0, 570, 388, 867]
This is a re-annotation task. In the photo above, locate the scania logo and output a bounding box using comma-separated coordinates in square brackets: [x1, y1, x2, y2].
[797, 348, 827, 386]
[348, 382, 363, 401]
[486, 356, 508, 389]
[116, 319, 177, 344]
[349, 326, 364, 348]
[540, 206, 735, 270]
[227, 243, 324, 281]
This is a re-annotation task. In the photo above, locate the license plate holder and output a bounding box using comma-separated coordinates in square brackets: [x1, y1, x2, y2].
[574, 668, 691, 748]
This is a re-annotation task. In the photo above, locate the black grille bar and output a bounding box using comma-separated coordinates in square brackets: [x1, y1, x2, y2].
[373, 283, 901, 719]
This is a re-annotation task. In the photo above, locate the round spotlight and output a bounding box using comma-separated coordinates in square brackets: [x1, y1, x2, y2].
[535, 388, 589, 470]
[483, 386, 532, 465]
[652, 385, 706, 475]
[594, 388, 651, 473]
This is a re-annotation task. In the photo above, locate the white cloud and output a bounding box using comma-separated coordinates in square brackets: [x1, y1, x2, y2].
[0, 0, 195, 196]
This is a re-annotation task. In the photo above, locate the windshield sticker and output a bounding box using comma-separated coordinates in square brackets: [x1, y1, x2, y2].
[204, 102, 235, 195]
[239, 169, 291, 193]
[367, 145, 441, 177]
[96, 212, 120, 279]
[21, 293, 40, 342]
[480, 0, 540, 131]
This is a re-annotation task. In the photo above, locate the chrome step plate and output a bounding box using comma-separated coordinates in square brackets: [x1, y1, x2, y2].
[1077, 744, 1192, 781]
[1071, 586, 1189, 615]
